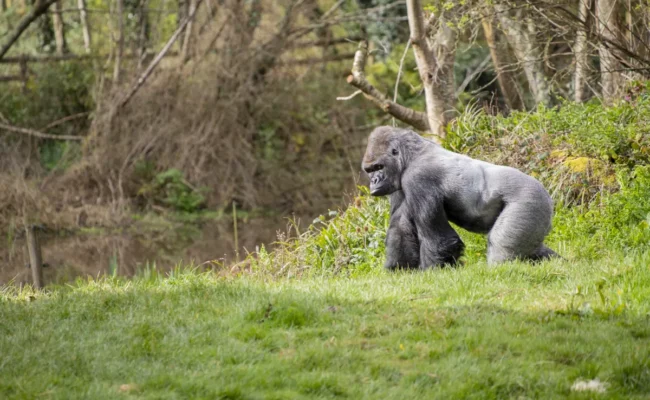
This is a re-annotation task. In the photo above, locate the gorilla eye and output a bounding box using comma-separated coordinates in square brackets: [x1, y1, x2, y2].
[391, 148, 399, 156]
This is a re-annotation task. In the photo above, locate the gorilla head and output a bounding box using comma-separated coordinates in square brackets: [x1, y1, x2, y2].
[361, 127, 418, 196]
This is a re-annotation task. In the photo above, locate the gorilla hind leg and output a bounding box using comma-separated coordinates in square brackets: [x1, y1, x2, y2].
[487, 201, 553, 265]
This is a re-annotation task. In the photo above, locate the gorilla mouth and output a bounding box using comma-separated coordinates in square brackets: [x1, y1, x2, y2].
[369, 170, 388, 196]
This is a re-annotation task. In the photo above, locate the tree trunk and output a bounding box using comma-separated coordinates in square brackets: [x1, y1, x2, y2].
[481, 16, 524, 110]
[406, 0, 455, 137]
[1, 0, 7, 12]
[430, 17, 457, 132]
[495, 4, 551, 107]
[78, 0, 91, 53]
[113, 0, 124, 83]
[51, 0, 67, 54]
[574, 0, 592, 102]
[597, 0, 623, 103]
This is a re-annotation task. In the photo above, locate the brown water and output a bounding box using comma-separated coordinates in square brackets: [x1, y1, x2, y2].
[0, 216, 302, 286]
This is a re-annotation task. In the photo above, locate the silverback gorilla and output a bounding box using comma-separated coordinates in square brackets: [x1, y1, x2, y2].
[362, 126, 559, 269]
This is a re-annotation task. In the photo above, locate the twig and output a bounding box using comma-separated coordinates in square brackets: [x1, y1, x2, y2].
[294, 36, 363, 48]
[392, 39, 411, 126]
[118, 0, 204, 109]
[0, 122, 83, 141]
[336, 90, 362, 101]
[321, 0, 345, 20]
[38, 112, 89, 131]
[454, 54, 491, 97]
[279, 52, 356, 66]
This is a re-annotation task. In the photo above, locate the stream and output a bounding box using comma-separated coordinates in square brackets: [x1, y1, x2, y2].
[0, 215, 305, 286]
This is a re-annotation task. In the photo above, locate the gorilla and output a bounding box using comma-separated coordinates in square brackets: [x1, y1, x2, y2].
[362, 126, 559, 269]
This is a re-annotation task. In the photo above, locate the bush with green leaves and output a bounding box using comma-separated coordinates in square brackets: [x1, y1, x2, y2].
[446, 99, 650, 205]
[0, 61, 94, 171]
[137, 168, 208, 213]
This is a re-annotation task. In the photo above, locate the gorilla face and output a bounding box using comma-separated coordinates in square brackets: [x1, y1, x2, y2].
[362, 127, 403, 196]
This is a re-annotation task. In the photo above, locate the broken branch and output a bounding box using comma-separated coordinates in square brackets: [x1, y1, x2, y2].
[346, 41, 429, 131]
[336, 90, 362, 101]
[0, 122, 83, 141]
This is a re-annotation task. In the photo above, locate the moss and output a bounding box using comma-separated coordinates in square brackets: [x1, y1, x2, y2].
[564, 157, 597, 174]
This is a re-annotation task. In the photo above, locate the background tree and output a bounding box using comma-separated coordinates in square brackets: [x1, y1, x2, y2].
[51, 0, 66, 54]
[597, 0, 624, 103]
[574, 0, 592, 103]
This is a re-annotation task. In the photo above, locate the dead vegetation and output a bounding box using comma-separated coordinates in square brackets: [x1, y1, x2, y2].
[0, 0, 377, 233]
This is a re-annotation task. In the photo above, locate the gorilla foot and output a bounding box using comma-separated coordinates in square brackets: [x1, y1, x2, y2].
[527, 245, 562, 262]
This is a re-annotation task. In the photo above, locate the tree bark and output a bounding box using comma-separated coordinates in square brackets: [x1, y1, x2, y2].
[431, 16, 457, 127]
[406, 0, 456, 137]
[51, 0, 67, 55]
[0, 0, 58, 61]
[113, 0, 124, 83]
[597, 0, 623, 103]
[574, 0, 592, 102]
[495, 4, 551, 107]
[482, 16, 524, 110]
[78, 0, 91, 53]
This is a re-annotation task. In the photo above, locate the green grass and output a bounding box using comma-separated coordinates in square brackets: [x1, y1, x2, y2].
[2, 250, 650, 399]
[4, 102, 650, 398]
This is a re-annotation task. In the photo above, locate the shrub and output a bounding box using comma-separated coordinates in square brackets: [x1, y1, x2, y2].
[137, 168, 208, 213]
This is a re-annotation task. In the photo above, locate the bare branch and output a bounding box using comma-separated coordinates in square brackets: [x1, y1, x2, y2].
[336, 90, 362, 101]
[39, 112, 90, 131]
[393, 39, 411, 126]
[278, 52, 356, 66]
[0, 122, 83, 141]
[118, 0, 204, 109]
[346, 41, 429, 131]
[294, 36, 363, 49]
[455, 54, 491, 97]
[393, 39, 412, 105]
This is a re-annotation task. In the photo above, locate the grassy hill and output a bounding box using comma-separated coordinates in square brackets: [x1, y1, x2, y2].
[3, 101, 650, 399]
